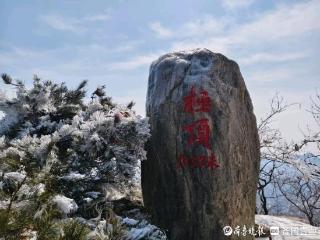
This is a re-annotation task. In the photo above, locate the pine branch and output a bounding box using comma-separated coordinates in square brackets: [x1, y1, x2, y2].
[127, 101, 135, 109]
[1, 73, 19, 86]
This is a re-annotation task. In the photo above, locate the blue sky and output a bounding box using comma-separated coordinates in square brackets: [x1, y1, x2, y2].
[0, 0, 319, 141]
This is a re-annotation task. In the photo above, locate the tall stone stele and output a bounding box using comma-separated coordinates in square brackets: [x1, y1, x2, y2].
[142, 49, 260, 240]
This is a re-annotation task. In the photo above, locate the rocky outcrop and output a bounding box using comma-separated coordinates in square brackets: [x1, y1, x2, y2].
[142, 49, 260, 240]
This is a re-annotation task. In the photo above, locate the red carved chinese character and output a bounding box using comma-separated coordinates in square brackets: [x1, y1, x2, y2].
[177, 154, 220, 169]
[182, 123, 196, 146]
[208, 154, 219, 169]
[183, 86, 211, 114]
[196, 119, 210, 148]
[198, 155, 207, 167]
[196, 90, 211, 112]
[182, 118, 211, 149]
[189, 156, 199, 168]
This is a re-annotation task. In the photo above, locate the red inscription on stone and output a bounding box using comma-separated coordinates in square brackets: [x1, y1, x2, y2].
[183, 86, 211, 114]
[179, 85, 219, 170]
[182, 118, 211, 149]
[177, 154, 219, 169]
[207, 154, 220, 169]
[197, 90, 211, 112]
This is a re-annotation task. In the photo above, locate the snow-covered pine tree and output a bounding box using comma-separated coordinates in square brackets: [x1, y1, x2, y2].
[0, 74, 167, 239]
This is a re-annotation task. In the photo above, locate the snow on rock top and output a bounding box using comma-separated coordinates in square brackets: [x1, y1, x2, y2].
[146, 48, 240, 112]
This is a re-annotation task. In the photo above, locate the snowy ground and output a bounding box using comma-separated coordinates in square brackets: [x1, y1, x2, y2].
[255, 215, 320, 240]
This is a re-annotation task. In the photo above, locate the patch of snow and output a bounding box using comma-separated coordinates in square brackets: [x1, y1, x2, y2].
[20, 229, 37, 240]
[83, 197, 93, 203]
[86, 191, 101, 199]
[105, 185, 126, 201]
[0, 200, 9, 209]
[90, 167, 100, 180]
[122, 217, 139, 227]
[255, 215, 320, 240]
[0, 136, 5, 148]
[34, 204, 47, 219]
[52, 195, 78, 215]
[4, 171, 26, 183]
[34, 183, 45, 195]
[36, 87, 56, 113]
[124, 219, 167, 240]
[35, 135, 52, 162]
[60, 171, 86, 181]
[0, 108, 21, 135]
[87, 220, 108, 239]
[0, 147, 26, 159]
[125, 224, 165, 240]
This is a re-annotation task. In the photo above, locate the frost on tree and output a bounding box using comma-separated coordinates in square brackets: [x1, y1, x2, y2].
[142, 49, 260, 240]
[0, 74, 157, 239]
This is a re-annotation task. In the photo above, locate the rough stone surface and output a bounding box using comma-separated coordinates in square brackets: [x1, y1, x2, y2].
[142, 48, 260, 240]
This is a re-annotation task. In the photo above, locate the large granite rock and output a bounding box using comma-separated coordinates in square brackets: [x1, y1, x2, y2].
[142, 49, 260, 240]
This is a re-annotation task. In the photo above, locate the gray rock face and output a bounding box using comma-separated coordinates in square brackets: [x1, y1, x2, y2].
[142, 49, 260, 240]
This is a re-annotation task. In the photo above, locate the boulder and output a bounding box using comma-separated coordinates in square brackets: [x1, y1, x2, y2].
[142, 49, 260, 240]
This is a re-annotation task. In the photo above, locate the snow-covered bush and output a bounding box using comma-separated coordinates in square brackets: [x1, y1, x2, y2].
[0, 74, 161, 239]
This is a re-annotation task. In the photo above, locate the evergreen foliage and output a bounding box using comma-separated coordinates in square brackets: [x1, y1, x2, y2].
[0, 74, 165, 239]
